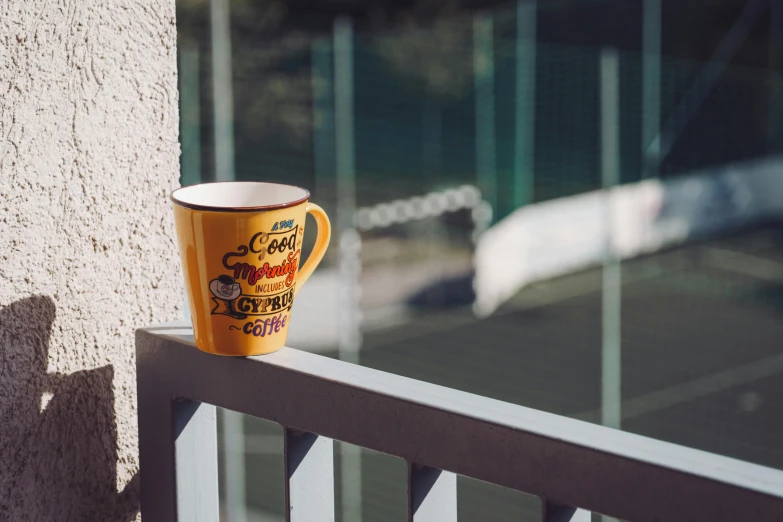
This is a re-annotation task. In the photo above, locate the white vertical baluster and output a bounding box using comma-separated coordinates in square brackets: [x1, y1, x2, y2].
[408, 464, 457, 522]
[285, 429, 335, 522]
[174, 400, 220, 522]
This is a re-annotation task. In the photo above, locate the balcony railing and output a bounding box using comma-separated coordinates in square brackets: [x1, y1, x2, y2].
[136, 324, 783, 521]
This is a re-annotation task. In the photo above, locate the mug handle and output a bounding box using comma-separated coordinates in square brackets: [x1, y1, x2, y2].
[295, 202, 331, 295]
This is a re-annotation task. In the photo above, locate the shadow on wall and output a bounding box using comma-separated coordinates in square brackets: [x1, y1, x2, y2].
[0, 296, 138, 521]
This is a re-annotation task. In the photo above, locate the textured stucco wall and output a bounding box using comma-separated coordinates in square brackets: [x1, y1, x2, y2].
[0, 1, 181, 520]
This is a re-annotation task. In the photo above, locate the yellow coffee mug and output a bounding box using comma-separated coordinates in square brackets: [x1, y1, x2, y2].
[171, 182, 331, 356]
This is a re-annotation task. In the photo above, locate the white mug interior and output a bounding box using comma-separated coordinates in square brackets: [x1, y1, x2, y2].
[172, 182, 309, 210]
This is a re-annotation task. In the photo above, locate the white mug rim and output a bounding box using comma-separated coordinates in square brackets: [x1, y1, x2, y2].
[171, 181, 310, 212]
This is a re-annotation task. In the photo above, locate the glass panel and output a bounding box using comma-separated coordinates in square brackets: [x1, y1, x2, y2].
[458, 476, 541, 522]
[180, 0, 783, 519]
[217, 410, 285, 521]
[340, 443, 407, 522]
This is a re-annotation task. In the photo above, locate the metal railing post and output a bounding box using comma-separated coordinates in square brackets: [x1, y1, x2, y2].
[137, 392, 177, 520]
[514, 0, 537, 208]
[312, 37, 335, 205]
[600, 48, 622, 433]
[334, 17, 360, 364]
[600, 47, 622, 522]
[210, 0, 235, 183]
[769, 0, 783, 151]
[137, 360, 219, 522]
[334, 16, 356, 239]
[422, 101, 443, 181]
[334, 18, 362, 522]
[210, 4, 245, 516]
[474, 13, 497, 215]
[179, 46, 202, 187]
[641, 0, 661, 179]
